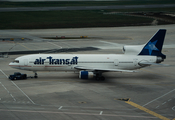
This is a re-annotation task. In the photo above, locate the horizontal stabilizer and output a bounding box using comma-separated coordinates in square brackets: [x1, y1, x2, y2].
[74, 66, 137, 72]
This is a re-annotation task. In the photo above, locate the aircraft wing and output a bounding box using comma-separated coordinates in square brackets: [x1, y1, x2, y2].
[74, 66, 136, 72]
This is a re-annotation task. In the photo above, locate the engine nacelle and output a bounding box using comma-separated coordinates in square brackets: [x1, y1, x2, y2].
[156, 57, 164, 63]
[123, 45, 144, 55]
[79, 71, 94, 79]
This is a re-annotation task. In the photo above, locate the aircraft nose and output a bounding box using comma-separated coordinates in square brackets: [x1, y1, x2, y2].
[9, 62, 12, 66]
[9, 59, 21, 69]
[9, 62, 20, 69]
[9, 62, 14, 67]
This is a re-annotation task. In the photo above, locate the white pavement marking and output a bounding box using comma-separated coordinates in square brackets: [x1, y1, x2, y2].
[97, 41, 123, 49]
[58, 106, 63, 110]
[100, 111, 103, 115]
[162, 102, 166, 105]
[168, 99, 172, 101]
[0, 69, 35, 104]
[47, 42, 62, 49]
[100, 40, 124, 46]
[11, 81, 35, 104]
[0, 69, 8, 78]
[163, 44, 175, 48]
[172, 106, 175, 111]
[156, 106, 159, 108]
[143, 89, 175, 107]
[0, 109, 157, 119]
[0, 82, 16, 101]
[62, 42, 75, 48]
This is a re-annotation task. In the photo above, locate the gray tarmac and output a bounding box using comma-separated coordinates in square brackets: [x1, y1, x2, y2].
[0, 25, 175, 120]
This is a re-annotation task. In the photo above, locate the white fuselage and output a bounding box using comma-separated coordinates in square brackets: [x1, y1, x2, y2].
[9, 54, 157, 72]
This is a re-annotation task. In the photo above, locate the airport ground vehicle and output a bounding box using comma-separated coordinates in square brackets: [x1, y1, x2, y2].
[9, 72, 27, 80]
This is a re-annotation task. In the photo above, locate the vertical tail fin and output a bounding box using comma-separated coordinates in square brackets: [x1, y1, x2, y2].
[139, 29, 166, 59]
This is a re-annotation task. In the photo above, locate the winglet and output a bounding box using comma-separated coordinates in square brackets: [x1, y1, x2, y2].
[139, 29, 166, 59]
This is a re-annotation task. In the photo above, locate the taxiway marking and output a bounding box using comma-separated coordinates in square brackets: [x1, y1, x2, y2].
[0, 69, 8, 78]
[100, 41, 123, 46]
[172, 106, 175, 111]
[126, 101, 170, 120]
[61, 42, 75, 48]
[47, 42, 62, 49]
[100, 111, 103, 115]
[168, 99, 172, 101]
[0, 109, 157, 119]
[0, 69, 35, 104]
[143, 88, 175, 107]
[58, 106, 63, 110]
[0, 82, 16, 101]
[17, 43, 32, 50]
[156, 105, 159, 108]
[0, 69, 16, 101]
[11, 81, 35, 104]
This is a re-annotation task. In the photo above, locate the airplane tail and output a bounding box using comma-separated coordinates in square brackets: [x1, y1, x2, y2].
[138, 29, 166, 59]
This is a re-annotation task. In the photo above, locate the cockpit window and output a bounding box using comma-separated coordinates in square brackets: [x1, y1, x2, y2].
[13, 60, 19, 63]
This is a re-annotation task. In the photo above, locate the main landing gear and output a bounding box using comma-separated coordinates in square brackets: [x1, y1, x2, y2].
[95, 76, 105, 81]
[94, 72, 105, 81]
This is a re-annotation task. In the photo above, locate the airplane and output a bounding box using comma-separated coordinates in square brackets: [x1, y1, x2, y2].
[9, 29, 166, 80]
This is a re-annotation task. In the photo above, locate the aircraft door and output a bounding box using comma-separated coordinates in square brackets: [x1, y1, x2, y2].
[24, 59, 28, 66]
[133, 59, 138, 66]
[114, 59, 119, 66]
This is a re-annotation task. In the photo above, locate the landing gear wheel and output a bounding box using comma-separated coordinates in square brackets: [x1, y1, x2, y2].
[100, 76, 105, 81]
[34, 73, 38, 78]
[95, 77, 100, 81]
[95, 76, 105, 81]
[34, 76, 38, 78]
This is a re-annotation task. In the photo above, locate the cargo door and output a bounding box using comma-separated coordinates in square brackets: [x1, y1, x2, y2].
[114, 59, 119, 66]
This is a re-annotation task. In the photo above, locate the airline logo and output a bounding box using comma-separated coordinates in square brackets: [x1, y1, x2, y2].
[144, 40, 159, 55]
[34, 56, 78, 65]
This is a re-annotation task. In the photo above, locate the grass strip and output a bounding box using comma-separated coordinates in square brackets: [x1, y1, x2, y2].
[0, 6, 174, 29]
[0, 10, 155, 29]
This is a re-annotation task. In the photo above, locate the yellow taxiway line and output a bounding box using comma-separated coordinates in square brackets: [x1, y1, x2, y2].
[125, 101, 170, 120]
[17, 43, 32, 50]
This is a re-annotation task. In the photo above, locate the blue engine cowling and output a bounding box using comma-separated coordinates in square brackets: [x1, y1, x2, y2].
[79, 71, 94, 79]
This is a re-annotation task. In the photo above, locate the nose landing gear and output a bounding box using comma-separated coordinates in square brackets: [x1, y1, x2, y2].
[34, 72, 38, 78]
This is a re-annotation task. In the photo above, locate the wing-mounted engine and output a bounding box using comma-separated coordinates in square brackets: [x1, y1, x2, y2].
[122, 45, 144, 55]
[79, 71, 94, 79]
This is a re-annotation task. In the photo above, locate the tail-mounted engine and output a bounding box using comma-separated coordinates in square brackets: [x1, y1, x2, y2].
[122, 45, 144, 55]
[156, 57, 164, 63]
